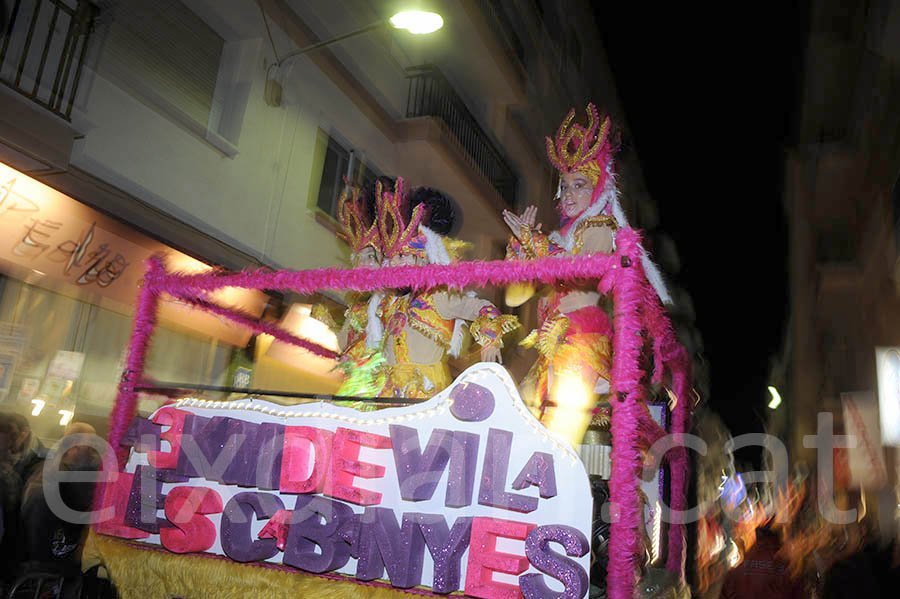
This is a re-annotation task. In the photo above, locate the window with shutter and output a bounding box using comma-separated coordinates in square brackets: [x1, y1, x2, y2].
[314, 131, 383, 220]
[92, 0, 249, 154]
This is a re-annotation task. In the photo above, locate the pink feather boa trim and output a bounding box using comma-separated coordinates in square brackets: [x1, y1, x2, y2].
[106, 228, 694, 594]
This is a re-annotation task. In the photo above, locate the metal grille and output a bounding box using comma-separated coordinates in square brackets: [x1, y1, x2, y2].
[405, 65, 517, 207]
[0, 0, 96, 120]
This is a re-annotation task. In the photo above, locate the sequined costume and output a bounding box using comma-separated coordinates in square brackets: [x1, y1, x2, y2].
[506, 104, 624, 442]
[376, 177, 520, 399]
[509, 218, 616, 429]
[378, 290, 518, 399]
[320, 181, 390, 410]
[320, 299, 386, 403]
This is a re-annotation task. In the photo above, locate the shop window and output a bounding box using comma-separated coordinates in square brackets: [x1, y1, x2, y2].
[0, 161, 343, 446]
[0, 274, 236, 441]
[315, 132, 383, 221]
[92, 0, 253, 156]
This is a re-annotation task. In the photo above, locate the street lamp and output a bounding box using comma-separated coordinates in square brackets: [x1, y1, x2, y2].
[265, 10, 443, 106]
[275, 10, 443, 67]
[767, 386, 782, 410]
[390, 11, 443, 34]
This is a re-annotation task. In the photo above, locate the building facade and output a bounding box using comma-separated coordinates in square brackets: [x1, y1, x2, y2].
[772, 0, 900, 530]
[1, 0, 678, 442]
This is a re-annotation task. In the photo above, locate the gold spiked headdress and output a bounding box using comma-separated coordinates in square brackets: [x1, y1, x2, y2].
[336, 180, 380, 255]
[545, 103, 616, 187]
[377, 177, 426, 259]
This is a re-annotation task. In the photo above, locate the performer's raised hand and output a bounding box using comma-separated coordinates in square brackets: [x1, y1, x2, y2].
[502, 206, 541, 242]
[480, 345, 503, 364]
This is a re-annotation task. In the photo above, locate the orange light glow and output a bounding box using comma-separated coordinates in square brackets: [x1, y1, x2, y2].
[545, 371, 594, 447]
[263, 304, 340, 379]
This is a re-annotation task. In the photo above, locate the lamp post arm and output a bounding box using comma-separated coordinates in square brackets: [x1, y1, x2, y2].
[277, 19, 388, 66]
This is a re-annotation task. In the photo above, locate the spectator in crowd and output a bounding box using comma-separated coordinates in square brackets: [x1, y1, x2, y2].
[6, 412, 46, 483]
[18, 422, 100, 571]
[720, 524, 805, 599]
[821, 524, 899, 599]
[0, 414, 24, 581]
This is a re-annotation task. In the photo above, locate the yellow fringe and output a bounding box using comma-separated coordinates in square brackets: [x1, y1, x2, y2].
[86, 531, 438, 599]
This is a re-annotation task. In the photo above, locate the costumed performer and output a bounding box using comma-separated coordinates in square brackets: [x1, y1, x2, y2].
[502, 103, 672, 446]
[376, 177, 520, 399]
[313, 177, 392, 407]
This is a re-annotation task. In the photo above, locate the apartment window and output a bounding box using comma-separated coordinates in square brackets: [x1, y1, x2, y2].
[315, 134, 383, 219]
[93, 0, 252, 155]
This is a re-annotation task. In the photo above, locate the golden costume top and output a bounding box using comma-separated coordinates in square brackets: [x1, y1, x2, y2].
[379, 290, 518, 366]
[506, 216, 617, 437]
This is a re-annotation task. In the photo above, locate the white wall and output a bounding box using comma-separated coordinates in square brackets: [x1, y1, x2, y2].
[68, 1, 406, 271]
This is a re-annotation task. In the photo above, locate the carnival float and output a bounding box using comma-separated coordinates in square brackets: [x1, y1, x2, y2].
[87, 105, 694, 599]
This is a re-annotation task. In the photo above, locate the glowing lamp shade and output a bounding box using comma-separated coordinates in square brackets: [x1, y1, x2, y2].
[767, 386, 782, 410]
[390, 11, 443, 34]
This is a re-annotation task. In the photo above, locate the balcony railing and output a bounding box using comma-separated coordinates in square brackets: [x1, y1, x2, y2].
[0, 0, 96, 121]
[405, 65, 517, 207]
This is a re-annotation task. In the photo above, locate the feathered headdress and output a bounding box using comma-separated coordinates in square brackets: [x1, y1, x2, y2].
[547, 104, 674, 305]
[337, 179, 380, 255]
[377, 177, 426, 259]
[546, 103, 617, 194]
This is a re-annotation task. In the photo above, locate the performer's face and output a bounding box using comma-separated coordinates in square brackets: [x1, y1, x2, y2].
[353, 247, 379, 268]
[390, 253, 423, 267]
[559, 172, 593, 218]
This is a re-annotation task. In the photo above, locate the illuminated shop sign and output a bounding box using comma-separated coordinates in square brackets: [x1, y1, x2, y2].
[0, 161, 265, 347]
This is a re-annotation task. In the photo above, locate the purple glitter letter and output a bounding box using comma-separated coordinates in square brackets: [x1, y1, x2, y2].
[445, 431, 479, 508]
[520, 525, 590, 599]
[253, 422, 285, 490]
[449, 382, 495, 421]
[174, 413, 207, 478]
[223, 419, 260, 486]
[221, 492, 284, 562]
[120, 417, 161, 452]
[410, 513, 472, 594]
[512, 452, 557, 499]
[390, 425, 453, 501]
[355, 508, 426, 588]
[283, 495, 353, 573]
[478, 429, 539, 513]
[124, 465, 167, 533]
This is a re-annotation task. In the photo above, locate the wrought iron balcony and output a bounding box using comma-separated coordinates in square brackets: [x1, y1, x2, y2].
[405, 65, 517, 207]
[0, 0, 96, 121]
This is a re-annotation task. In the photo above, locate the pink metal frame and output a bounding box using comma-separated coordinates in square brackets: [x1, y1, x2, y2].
[107, 228, 692, 599]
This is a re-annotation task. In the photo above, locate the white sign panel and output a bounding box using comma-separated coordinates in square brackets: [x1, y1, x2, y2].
[97, 364, 594, 598]
[875, 347, 900, 446]
[841, 392, 887, 488]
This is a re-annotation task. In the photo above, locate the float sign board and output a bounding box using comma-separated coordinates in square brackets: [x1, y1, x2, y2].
[97, 364, 594, 598]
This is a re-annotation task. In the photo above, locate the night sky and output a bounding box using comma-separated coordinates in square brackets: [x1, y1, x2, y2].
[597, 5, 808, 446]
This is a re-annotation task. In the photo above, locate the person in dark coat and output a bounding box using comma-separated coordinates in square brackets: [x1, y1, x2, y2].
[719, 525, 805, 599]
[0, 415, 23, 581]
[6, 412, 47, 483]
[822, 538, 900, 599]
[18, 422, 99, 568]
